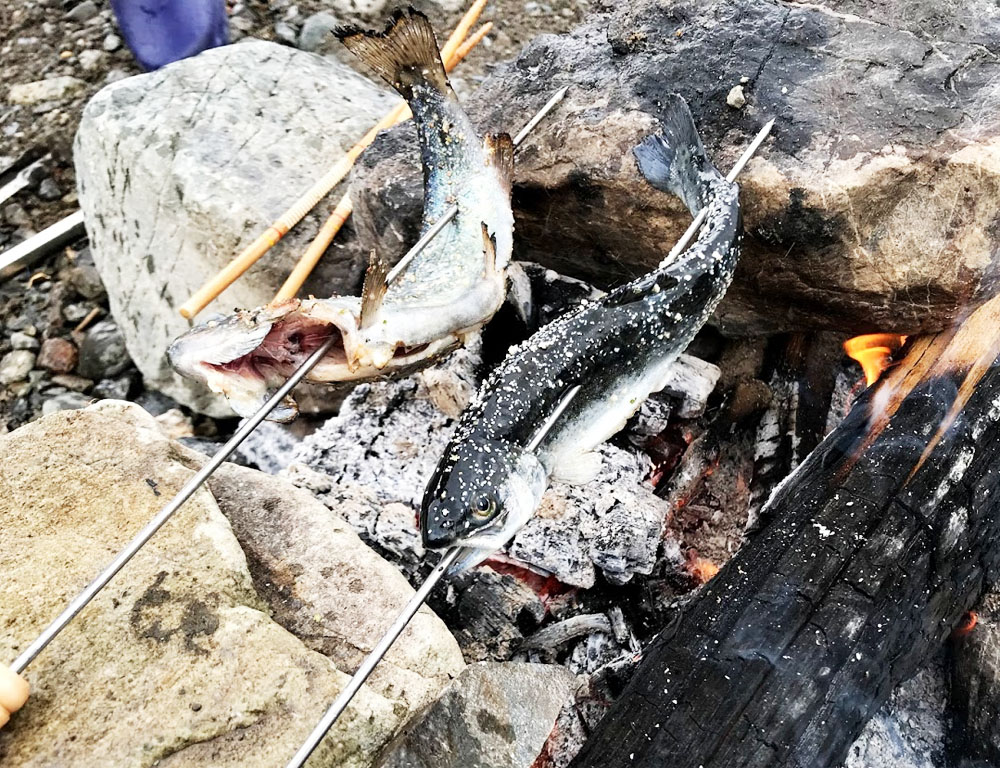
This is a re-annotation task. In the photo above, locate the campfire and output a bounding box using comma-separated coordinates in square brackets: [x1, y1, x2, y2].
[3, 1, 1000, 768]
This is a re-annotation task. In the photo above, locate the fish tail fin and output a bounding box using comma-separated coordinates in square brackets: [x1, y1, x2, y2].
[337, 8, 448, 100]
[484, 133, 515, 194]
[359, 250, 389, 329]
[633, 94, 719, 212]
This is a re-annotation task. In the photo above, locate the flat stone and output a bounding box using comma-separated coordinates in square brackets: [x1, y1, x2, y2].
[75, 41, 394, 415]
[9, 332, 39, 351]
[65, 0, 99, 22]
[0, 402, 456, 767]
[298, 11, 339, 52]
[40, 391, 93, 415]
[8, 76, 87, 105]
[352, 0, 1000, 335]
[376, 662, 578, 768]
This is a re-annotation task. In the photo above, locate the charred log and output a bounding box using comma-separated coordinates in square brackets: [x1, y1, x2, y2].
[569, 294, 1000, 768]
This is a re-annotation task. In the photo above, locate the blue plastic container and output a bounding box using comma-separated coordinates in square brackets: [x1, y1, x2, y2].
[110, 0, 229, 71]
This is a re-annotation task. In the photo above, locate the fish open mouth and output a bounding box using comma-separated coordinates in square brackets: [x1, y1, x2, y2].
[168, 299, 455, 421]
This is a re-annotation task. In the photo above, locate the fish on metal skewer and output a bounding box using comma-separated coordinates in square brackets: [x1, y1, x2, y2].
[168, 8, 517, 421]
[282, 103, 772, 767]
[421, 96, 772, 571]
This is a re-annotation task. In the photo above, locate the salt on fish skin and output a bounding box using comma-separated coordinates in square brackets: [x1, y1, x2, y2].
[167, 8, 515, 421]
[420, 94, 743, 572]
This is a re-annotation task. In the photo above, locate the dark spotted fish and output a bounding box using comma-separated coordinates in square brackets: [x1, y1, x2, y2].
[420, 95, 743, 570]
[168, 8, 514, 421]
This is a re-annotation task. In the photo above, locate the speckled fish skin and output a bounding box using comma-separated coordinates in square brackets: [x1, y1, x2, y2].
[167, 8, 513, 420]
[420, 95, 742, 569]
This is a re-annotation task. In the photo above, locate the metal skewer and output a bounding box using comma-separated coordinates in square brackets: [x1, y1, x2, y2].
[285, 383, 582, 768]
[661, 118, 774, 266]
[0, 83, 573, 722]
[286, 117, 776, 767]
[384, 85, 569, 285]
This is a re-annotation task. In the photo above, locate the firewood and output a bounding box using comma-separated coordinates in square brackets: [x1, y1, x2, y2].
[568, 292, 1000, 768]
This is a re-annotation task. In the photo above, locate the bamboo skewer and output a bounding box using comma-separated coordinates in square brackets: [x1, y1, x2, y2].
[272, 20, 493, 304]
[178, 0, 490, 320]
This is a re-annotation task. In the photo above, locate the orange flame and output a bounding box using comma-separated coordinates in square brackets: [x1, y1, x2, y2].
[952, 611, 978, 638]
[688, 556, 720, 584]
[844, 333, 907, 385]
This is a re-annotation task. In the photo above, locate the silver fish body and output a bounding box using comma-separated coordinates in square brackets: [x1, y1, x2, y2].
[168, 8, 514, 420]
[420, 95, 743, 570]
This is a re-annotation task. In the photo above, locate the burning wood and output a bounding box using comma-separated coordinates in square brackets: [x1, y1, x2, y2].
[567, 291, 1000, 768]
[844, 333, 907, 386]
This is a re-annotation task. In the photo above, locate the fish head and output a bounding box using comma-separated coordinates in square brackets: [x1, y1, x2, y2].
[420, 436, 548, 571]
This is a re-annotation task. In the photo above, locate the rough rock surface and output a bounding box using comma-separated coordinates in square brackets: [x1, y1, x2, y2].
[208, 462, 465, 709]
[353, 0, 1000, 335]
[376, 662, 578, 768]
[286, 343, 685, 587]
[75, 41, 393, 414]
[0, 401, 458, 767]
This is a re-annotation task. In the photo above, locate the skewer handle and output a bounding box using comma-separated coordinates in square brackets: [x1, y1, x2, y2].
[0, 666, 29, 728]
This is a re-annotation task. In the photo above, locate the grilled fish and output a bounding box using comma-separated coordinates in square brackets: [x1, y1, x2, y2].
[420, 95, 743, 571]
[168, 8, 514, 420]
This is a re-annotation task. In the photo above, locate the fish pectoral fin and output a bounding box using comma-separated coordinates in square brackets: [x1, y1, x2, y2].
[337, 9, 448, 98]
[484, 133, 515, 193]
[551, 450, 603, 485]
[359, 249, 389, 329]
[480, 223, 498, 274]
[505, 261, 533, 326]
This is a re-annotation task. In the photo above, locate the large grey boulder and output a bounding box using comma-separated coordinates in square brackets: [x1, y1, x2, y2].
[0, 401, 461, 767]
[75, 41, 393, 415]
[352, 0, 1000, 335]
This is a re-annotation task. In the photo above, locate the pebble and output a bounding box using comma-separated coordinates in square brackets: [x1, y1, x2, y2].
[274, 21, 298, 45]
[38, 177, 62, 201]
[78, 49, 103, 71]
[66, 263, 105, 300]
[65, 0, 99, 23]
[8, 76, 87, 105]
[37, 337, 79, 374]
[50, 374, 94, 392]
[0, 350, 37, 385]
[298, 12, 338, 52]
[62, 302, 93, 322]
[3, 202, 31, 228]
[10, 332, 39, 351]
[103, 34, 121, 52]
[76, 320, 130, 379]
[727, 85, 747, 109]
[92, 374, 134, 400]
[41, 392, 93, 416]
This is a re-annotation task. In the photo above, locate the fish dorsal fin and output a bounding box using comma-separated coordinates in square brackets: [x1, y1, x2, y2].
[481, 223, 497, 273]
[484, 133, 515, 193]
[360, 250, 389, 329]
[337, 8, 448, 98]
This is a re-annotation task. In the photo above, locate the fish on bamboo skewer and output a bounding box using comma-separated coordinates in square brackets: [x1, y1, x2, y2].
[168, 8, 517, 421]
[420, 96, 763, 571]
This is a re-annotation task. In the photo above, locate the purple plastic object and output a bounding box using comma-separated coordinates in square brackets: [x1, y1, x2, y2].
[110, 0, 229, 71]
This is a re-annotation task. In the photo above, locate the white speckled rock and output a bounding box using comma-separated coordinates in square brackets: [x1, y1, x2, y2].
[0, 401, 459, 767]
[74, 41, 394, 415]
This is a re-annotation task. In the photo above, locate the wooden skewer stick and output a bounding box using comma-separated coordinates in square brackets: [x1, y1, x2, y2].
[178, 0, 490, 320]
[272, 20, 493, 304]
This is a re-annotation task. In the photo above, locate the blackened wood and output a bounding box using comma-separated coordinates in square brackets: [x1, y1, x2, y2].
[569, 296, 1000, 768]
[950, 592, 1000, 764]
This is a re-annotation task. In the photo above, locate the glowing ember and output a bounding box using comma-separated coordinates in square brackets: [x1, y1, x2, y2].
[688, 555, 720, 584]
[952, 610, 978, 637]
[844, 333, 906, 385]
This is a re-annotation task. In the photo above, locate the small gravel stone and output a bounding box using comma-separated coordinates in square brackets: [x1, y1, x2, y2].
[78, 49, 104, 71]
[37, 177, 62, 201]
[93, 374, 134, 400]
[0, 350, 37, 384]
[274, 21, 298, 45]
[76, 320, 130, 379]
[41, 391, 93, 416]
[726, 84, 747, 109]
[50, 374, 94, 392]
[10, 332, 39, 351]
[8, 76, 87, 105]
[62, 303, 93, 322]
[65, 0, 99, 23]
[103, 34, 121, 52]
[298, 12, 338, 52]
[66, 262, 105, 299]
[37, 337, 79, 374]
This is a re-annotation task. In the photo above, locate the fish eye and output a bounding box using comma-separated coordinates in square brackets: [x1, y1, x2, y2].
[471, 494, 497, 520]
